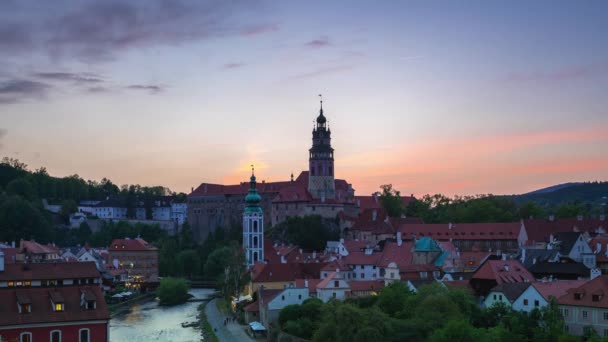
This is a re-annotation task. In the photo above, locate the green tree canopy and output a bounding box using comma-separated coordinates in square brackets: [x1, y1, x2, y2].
[157, 277, 190, 306]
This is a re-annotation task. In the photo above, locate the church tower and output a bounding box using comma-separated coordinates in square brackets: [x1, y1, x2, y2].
[308, 96, 335, 200]
[243, 166, 264, 267]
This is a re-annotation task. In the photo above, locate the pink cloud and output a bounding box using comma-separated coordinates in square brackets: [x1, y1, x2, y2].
[501, 62, 608, 83]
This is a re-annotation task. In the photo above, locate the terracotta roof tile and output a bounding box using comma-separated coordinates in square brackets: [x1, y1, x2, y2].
[397, 222, 521, 241]
[0, 262, 100, 281]
[532, 280, 587, 301]
[0, 286, 109, 326]
[558, 276, 608, 308]
[109, 238, 157, 251]
[473, 260, 534, 284]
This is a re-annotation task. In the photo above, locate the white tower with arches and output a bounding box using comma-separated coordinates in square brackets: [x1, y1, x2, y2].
[243, 167, 264, 267]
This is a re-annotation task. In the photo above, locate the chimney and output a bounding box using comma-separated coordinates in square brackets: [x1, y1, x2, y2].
[504, 263, 509, 272]
[339, 238, 344, 244]
[372, 210, 377, 221]
[549, 214, 555, 221]
[501, 253, 507, 261]
[191, 187, 194, 192]
[373, 193, 378, 203]
[281, 255, 286, 264]
[577, 215, 583, 221]
[397, 232, 402, 246]
[597, 243, 602, 254]
[312, 251, 317, 259]
[520, 248, 526, 263]
[591, 268, 602, 280]
[532, 257, 537, 265]
[304, 279, 309, 288]
[11, 241, 15, 248]
[0, 250, 4, 272]
[448, 223, 453, 230]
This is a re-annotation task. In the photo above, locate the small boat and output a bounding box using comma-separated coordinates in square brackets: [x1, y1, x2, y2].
[181, 321, 198, 328]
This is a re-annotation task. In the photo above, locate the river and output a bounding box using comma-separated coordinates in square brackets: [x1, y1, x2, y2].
[109, 289, 215, 342]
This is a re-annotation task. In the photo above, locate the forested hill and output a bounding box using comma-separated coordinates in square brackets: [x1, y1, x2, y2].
[511, 182, 608, 207]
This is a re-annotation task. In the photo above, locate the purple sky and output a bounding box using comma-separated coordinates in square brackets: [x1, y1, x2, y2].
[1, 0, 607, 196]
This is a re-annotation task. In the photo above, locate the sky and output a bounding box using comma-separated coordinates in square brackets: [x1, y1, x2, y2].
[1, 0, 607, 197]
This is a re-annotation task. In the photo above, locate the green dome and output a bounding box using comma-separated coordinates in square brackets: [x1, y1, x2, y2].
[415, 237, 441, 252]
[244, 174, 263, 214]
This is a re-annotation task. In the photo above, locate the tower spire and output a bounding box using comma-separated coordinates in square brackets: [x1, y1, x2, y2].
[319, 94, 323, 113]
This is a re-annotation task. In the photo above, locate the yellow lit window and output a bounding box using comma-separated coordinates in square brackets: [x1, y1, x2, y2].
[8, 281, 14, 287]
[55, 303, 64, 312]
[25, 281, 31, 287]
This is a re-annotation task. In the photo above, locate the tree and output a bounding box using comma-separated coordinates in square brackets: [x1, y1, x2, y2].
[376, 282, 413, 317]
[157, 277, 190, 306]
[271, 215, 339, 251]
[378, 184, 406, 217]
[430, 319, 483, 342]
[60, 199, 78, 223]
[518, 202, 545, 219]
[176, 249, 200, 279]
[6, 178, 36, 201]
[0, 195, 52, 243]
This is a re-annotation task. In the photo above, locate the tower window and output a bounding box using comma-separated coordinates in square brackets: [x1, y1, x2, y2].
[329, 166, 332, 176]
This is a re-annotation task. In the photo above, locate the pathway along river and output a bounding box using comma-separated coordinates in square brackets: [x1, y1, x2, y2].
[109, 288, 215, 342]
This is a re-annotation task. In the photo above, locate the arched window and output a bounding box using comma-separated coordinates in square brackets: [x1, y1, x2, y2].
[79, 328, 90, 342]
[253, 236, 258, 248]
[253, 252, 258, 262]
[253, 220, 258, 232]
[20, 332, 33, 342]
[51, 330, 62, 342]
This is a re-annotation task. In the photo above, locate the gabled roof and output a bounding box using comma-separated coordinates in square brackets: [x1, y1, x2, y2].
[377, 241, 413, 269]
[343, 251, 382, 266]
[532, 280, 587, 301]
[295, 278, 322, 295]
[473, 260, 534, 284]
[489, 282, 531, 302]
[316, 272, 349, 289]
[518, 249, 560, 268]
[589, 236, 608, 262]
[558, 276, 608, 308]
[551, 232, 584, 254]
[272, 184, 312, 203]
[0, 286, 109, 326]
[351, 208, 394, 235]
[244, 301, 259, 312]
[0, 262, 100, 281]
[259, 289, 284, 308]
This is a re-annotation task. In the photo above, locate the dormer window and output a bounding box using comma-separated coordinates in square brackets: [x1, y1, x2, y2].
[16, 293, 32, 314]
[82, 290, 97, 310]
[50, 291, 65, 312]
[575, 292, 584, 300]
[593, 294, 602, 302]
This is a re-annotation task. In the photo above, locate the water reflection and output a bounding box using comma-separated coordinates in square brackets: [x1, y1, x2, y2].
[110, 289, 214, 342]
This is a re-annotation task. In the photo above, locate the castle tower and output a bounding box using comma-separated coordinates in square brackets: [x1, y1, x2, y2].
[308, 96, 335, 199]
[243, 166, 264, 267]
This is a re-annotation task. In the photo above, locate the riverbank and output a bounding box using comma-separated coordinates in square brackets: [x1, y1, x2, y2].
[108, 293, 156, 318]
[198, 302, 219, 342]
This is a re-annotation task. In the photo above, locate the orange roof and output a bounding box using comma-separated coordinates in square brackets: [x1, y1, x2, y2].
[377, 241, 413, 269]
[20, 240, 60, 254]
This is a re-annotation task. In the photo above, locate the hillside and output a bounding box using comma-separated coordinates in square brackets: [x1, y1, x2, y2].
[512, 181, 608, 207]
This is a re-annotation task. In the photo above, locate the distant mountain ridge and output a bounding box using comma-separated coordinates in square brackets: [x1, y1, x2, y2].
[523, 182, 583, 195]
[512, 181, 608, 207]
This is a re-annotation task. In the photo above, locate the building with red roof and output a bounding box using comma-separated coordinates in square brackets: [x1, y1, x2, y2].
[0, 260, 109, 342]
[17, 240, 61, 263]
[188, 102, 373, 242]
[108, 238, 158, 288]
[522, 217, 607, 247]
[558, 276, 608, 336]
[470, 259, 535, 297]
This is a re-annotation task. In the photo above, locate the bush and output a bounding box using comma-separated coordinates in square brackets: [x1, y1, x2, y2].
[157, 278, 190, 306]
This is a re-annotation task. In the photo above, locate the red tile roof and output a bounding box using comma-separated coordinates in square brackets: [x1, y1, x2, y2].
[533, 280, 587, 301]
[272, 184, 313, 203]
[558, 276, 608, 308]
[0, 286, 109, 326]
[589, 236, 608, 262]
[377, 241, 413, 269]
[20, 240, 60, 254]
[351, 208, 392, 233]
[472, 260, 534, 284]
[347, 280, 384, 292]
[342, 240, 368, 253]
[343, 251, 382, 266]
[523, 218, 607, 245]
[295, 278, 322, 294]
[251, 263, 325, 283]
[0, 262, 100, 281]
[109, 238, 157, 251]
[397, 222, 521, 241]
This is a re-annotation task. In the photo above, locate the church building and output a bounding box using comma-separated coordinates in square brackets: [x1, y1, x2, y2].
[188, 99, 358, 241]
